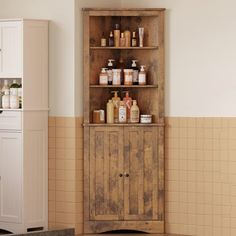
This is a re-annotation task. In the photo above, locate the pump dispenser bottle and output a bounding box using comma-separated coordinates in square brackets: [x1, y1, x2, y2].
[107, 59, 115, 85]
[99, 68, 108, 85]
[111, 91, 121, 123]
[131, 60, 139, 85]
[138, 65, 146, 85]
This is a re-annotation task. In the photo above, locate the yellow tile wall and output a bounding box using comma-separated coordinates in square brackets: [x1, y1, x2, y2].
[49, 116, 236, 236]
[48, 117, 83, 234]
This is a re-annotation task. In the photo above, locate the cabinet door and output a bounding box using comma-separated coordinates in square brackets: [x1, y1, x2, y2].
[0, 132, 22, 223]
[123, 127, 163, 221]
[89, 127, 123, 221]
[0, 22, 22, 78]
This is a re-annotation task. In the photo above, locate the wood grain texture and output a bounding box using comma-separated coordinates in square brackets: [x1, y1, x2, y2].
[83, 8, 165, 234]
[89, 127, 123, 221]
[84, 220, 164, 234]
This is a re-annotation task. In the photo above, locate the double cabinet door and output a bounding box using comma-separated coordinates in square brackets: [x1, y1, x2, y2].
[0, 21, 22, 78]
[89, 126, 164, 221]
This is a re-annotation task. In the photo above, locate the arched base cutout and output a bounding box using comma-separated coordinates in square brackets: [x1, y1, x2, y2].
[102, 230, 149, 234]
[0, 229, 13, 235]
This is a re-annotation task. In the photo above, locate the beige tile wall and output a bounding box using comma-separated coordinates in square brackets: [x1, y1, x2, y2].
[165, 117, 236, 236]
[48, 116, 236, 236]
[48, 117, 83, 234]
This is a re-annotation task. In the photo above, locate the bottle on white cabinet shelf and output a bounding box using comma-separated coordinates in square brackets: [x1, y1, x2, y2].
[10, 89, 19, 109]
[2, 90, 10, 109]
[10, 80, 19, 95]
[2, 80, 10, 94]
[138, 65, 146, 85]
[18, 83, 22, 108]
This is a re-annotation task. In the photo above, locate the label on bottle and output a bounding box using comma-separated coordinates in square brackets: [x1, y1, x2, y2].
[138, 73, 146, 84]
[112, 70, 121, 85]
[133, 70, 139, 83]
[107, 70, 113, 83]
[119, 107, 126, 123]
[101, 38, 106, 47]
[124, 74, 133, 85]
[10, 95, 19, 109]
[99, 75, 108, 85]
[10, 88, 18, 96]
[132, 39, 137, 47]
[131, 110, 139, 123]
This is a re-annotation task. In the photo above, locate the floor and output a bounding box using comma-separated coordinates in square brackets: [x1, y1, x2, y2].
[76, 234, 189, 236]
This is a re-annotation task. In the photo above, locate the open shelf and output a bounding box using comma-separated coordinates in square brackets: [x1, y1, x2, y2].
[90, 46, 159, 50]
[90, 84, 158, 88]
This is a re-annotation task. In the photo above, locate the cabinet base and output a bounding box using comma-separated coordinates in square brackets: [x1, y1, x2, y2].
[84, 220, 164, 234]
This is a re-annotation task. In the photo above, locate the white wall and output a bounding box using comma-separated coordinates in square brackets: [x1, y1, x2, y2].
[121, 0, 236, 117]
[0, 0, 75, 116]
[1, 0, 236, 117]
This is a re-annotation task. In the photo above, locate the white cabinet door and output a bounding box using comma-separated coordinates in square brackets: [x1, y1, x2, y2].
[0, 22, 22, 78]
[0, 132, 22, 223]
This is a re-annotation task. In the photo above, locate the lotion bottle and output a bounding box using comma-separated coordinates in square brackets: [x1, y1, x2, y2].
[106, 100, 114, 123]
[111, 91, 121, 123]
[138, 65, 146, 85]
[123, 91, 132, 123]
[130, 100, 140, 123]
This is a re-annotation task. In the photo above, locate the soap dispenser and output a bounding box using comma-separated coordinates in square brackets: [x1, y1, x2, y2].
[107, 59, 115, 85]
[99, 68, 108, 85]
[131, 60, 139, 85]
[138, 65, 146, 85]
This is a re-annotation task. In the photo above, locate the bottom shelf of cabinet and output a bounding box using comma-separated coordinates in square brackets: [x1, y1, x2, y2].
[84, 220, 164, 234]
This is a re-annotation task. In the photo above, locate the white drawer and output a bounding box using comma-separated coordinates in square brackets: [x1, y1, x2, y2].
[0, 111, 22, 130]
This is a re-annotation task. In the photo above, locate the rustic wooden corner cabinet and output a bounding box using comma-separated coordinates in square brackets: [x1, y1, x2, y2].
[83, 8, 165, 233]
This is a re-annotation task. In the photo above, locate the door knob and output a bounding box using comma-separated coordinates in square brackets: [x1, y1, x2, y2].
[124, 172, 129, 177]
[119, 173, 123, 177]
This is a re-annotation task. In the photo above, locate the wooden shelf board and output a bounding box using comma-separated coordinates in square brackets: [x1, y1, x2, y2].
[90, 46, 159, 50]
[90, 85, 158, 88]
[83, 123, 164, 127]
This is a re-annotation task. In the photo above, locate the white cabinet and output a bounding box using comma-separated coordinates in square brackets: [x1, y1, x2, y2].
[0, 19, 48, 234]
[0, 132, 22, 224]
[0, 21, 22, 78]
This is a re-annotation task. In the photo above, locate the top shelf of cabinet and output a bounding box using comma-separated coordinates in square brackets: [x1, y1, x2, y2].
[90, 46, 159, 50]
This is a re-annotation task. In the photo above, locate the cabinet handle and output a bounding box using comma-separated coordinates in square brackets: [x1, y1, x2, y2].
[119, 173, 123, 177]
[124, 173, 129, 177]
